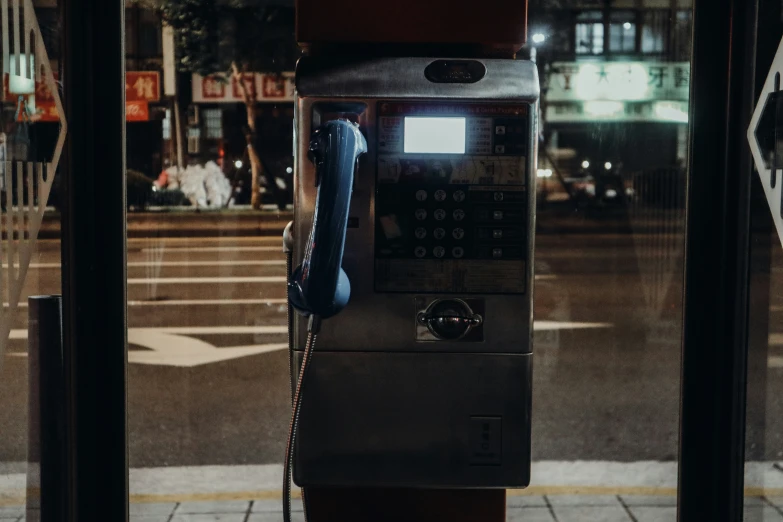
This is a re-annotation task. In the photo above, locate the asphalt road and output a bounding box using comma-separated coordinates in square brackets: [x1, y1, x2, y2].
[0, 232, 781, 467]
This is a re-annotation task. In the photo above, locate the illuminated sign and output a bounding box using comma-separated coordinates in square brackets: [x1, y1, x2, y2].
[546, 100, 689, 123]
[546, 62, 690, 103]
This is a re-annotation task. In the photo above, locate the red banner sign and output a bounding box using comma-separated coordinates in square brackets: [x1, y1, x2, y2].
[126, 71, 160, 102]
[126, 100, 150, 121]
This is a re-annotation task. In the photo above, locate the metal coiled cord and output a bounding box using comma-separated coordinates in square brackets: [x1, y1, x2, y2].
[283, 320, 318, 522]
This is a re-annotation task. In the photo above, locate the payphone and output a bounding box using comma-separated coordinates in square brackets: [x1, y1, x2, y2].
[285, 56, 539, 499]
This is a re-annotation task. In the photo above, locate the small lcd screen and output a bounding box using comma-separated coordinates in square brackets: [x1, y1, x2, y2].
[403, 117, 466, 154]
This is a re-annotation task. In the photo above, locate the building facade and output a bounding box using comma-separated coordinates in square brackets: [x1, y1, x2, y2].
[527, 0, 693, 203]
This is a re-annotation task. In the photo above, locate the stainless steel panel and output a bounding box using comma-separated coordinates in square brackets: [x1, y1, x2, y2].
[293, 351, 532, 488]
[296, 57, 540, 101]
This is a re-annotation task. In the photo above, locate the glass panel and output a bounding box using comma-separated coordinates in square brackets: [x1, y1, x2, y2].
[528, 1, 692, 520]
[745, 12, 783, 518]
[0, 0, 65, 519]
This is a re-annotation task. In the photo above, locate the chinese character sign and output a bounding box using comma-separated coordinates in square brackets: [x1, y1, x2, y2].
[126, 71, 160, 102]
[192, 73, 294, 103]
[546, 62, 690, 103]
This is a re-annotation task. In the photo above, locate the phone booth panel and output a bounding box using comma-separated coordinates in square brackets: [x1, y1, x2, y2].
[290, 57, 539, 488]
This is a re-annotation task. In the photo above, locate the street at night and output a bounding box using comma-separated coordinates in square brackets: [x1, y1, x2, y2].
[2, 226, 777, 468]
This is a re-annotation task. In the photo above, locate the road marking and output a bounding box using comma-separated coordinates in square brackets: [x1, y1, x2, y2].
[27, 260, 286, 269]
[128, 330, 286, 367]
[130, 236, 281, 243]
[128, 276, 286, 284]
[8, 326, 287, 340]
[768, 334, 783, 346]
[7, 327, 288, 366]
[7, 298, 289, 308]
[141, 246, 282, 253]
[535, 321, 612, 331]
[127, 298, 288, 307]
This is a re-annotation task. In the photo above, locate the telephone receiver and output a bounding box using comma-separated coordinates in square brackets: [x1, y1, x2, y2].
[288, 119, 367, 319]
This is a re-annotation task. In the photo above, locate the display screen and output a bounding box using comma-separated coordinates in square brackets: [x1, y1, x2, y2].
[403, 117, 466, 154]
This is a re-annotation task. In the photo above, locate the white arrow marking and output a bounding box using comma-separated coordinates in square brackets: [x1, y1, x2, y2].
[534, 321, 612, 331]
[28, 260, 286, 268]
[6, 328, 288, 367]
[128, 330, 287, 367]
[141, 246, 282, 253]
[5, 322, 613, 367]
[127, 277, 286, 284]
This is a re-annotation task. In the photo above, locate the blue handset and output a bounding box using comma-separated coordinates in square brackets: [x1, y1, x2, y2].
[288, 119, 367, 319]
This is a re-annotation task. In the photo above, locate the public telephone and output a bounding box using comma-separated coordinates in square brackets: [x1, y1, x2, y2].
[285, 56, 539, 497]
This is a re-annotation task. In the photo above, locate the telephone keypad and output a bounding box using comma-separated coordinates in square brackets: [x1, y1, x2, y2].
[376, 186, 526, 261]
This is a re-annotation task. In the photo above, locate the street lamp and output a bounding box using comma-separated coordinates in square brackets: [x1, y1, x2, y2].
[531, 33, 546, 44]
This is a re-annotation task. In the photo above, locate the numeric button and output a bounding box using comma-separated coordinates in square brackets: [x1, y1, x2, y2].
[415, 190, 428, 201]
[452, 228, 465, 240]
[453, 209, 465, 221]
[434, 209, 446, 221]
[434, 190, 447, 202]
[433, 228, 446, 240]
[453, 190, 466, 202]
[433, 246, 445, 258]
[415, 209, 427, 221]
[415, 246, 427, 258]
[414, 227, 427, 239]
[452, 246, 465, 258]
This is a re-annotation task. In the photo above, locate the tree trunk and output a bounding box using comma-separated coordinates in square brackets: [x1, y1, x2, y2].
[232, 62, 263, 210]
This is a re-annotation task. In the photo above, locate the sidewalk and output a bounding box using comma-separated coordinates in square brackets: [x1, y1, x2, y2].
[30, 205, 686, 239]
[2, 461, 783, 521]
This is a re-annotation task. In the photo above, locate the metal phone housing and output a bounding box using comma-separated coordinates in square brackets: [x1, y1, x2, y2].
[291, 56, 539, 488]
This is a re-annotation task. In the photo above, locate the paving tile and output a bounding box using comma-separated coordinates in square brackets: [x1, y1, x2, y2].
[177, 500, 250, 514]
[507, 494, 547, 508]
[249, 512, 305, 522]
[0, 508, 23, 518]
[620, 495, 676, 507]
[547, 495, 622, 506]
[506, 507, 555, 522]
[251, 498, 302, 513]
[743, 506, 783, 521]
[130, 502, 178, 516]
[629, 506, 676, 522]
[130, 517, 171, 522]
[170, 515, 247, 522]
[744, 496, 767, 506]
[766, 497, 783, 508]
[553, 505, 632, 522]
